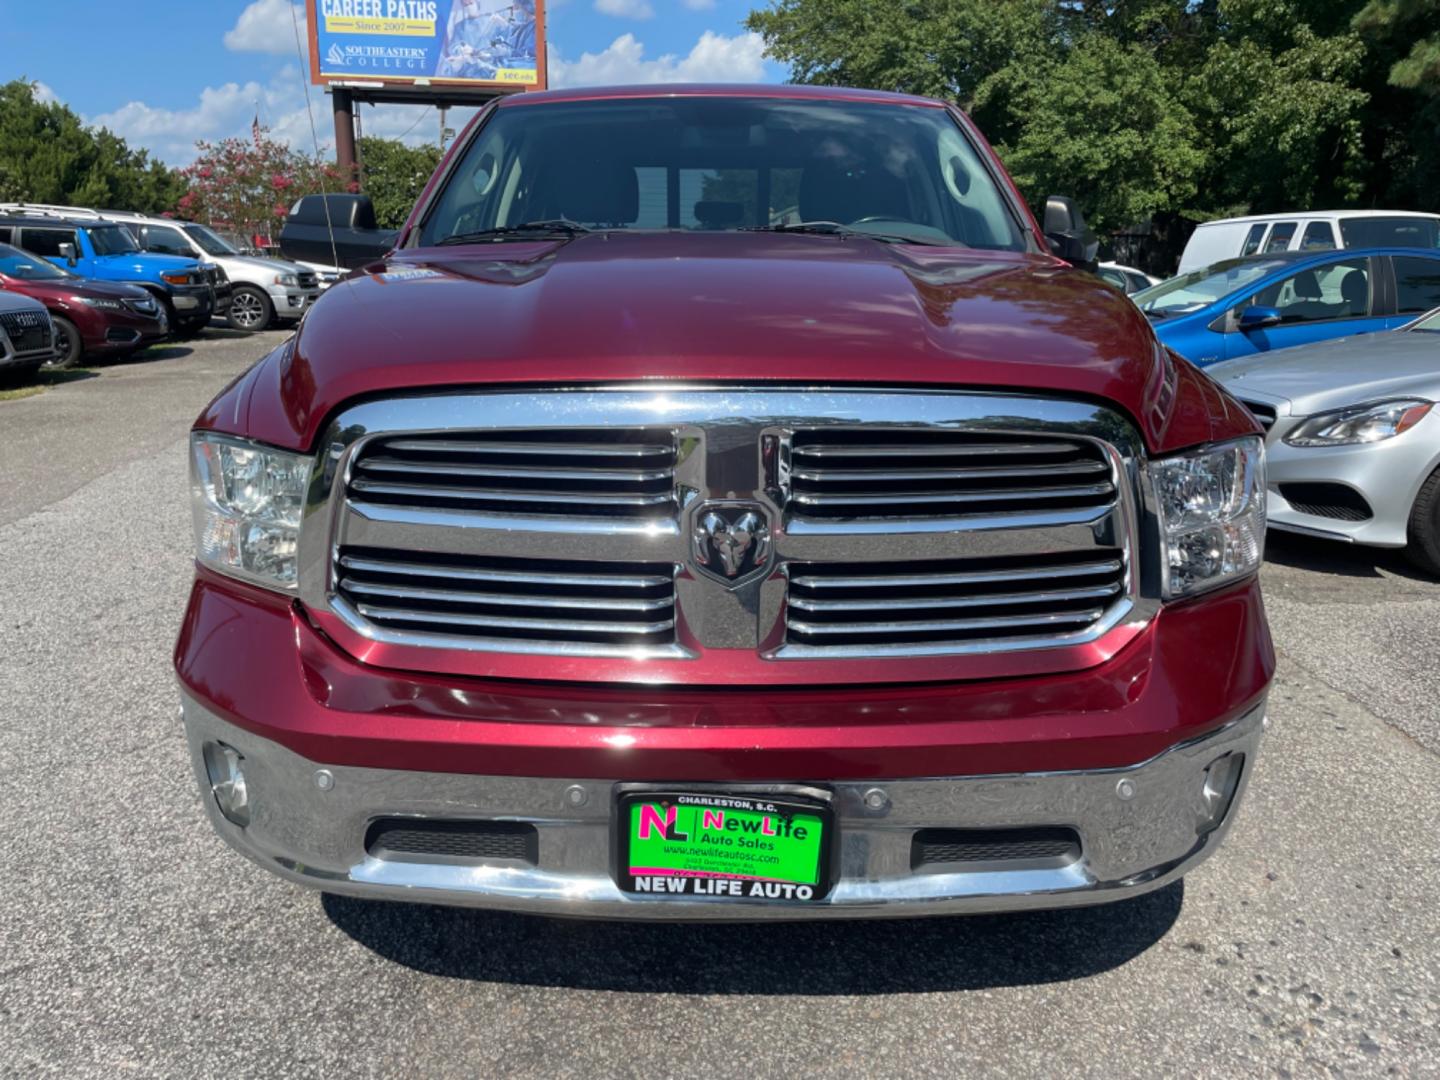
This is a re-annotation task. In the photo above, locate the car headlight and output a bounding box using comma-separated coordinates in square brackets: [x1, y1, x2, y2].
[275, 273, 299, 287]
[191, 433, 312, 591]
[1153, 437, 1266, 598]
[76, 296, 123, 310]
[1283, 399, 1433, 447]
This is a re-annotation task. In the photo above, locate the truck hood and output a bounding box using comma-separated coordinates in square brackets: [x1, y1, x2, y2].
[219, 254, 308, 277]
[223, 231, 1246, 452]
[1209, 330, 1440, 416]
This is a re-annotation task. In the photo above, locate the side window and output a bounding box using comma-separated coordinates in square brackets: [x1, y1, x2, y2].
[18, 228, 76, 257]
[1262, 222, 1297, 253]
[1097, 267, 1127, 291]
[1251, 258, 1371, 324]
[1240, 223, 1267, 256]
[0, 226, 11, 243]
[1300, 221, 1336, 251]
[142, 225, 191, 256]
[1393, 256, 1440, 315]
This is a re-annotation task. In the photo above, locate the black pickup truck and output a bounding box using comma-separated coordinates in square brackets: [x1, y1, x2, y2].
[277, 194, 399, 270]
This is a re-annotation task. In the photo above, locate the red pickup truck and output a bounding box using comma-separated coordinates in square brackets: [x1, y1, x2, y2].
[176, 85, 1272, 919]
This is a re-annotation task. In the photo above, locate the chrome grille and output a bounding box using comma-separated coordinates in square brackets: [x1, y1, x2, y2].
[334, 547, 677, 648]
[784, 430, 1115, 520]
[0, 310, 52, 355]
[785, 550, 1126, 650]
[296, 271, 319, 289]
[347, 430, 678, 518]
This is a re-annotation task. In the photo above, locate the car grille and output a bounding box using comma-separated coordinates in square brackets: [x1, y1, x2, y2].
[365, 819, 538, 864]
[0, 310, 52, 355]
[911, 827, 1081, 869]
[307, 390, 1144, 674]
[347, 430, 679, 518]
[296, 271, 318, 289]
[1279, 482, 1373, 522]
[1236, 399, 1277, 433]
[784, 429, 1115, 520]
[784, 550, 1126, 650]
[334, 546, 678, 648]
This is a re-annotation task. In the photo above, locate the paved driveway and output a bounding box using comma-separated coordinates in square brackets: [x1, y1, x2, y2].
[1, 335, 1436, 1077]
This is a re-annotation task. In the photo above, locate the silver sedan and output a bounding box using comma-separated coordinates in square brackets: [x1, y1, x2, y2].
[1209, 307, 1440, 574]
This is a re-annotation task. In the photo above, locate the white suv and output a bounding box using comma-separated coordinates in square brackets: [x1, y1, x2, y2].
[114, 215, 322, 331]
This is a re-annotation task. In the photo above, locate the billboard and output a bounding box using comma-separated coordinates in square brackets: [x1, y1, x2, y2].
[308, 0, 545, 90]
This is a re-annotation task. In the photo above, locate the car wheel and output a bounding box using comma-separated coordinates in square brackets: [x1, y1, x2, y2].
[1405, 467, 1440, 577]
[46, 315, 83, 369]
[227, 286, 273, 332]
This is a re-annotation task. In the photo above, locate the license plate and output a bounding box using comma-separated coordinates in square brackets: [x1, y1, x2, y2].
[616, 790, 833, 902]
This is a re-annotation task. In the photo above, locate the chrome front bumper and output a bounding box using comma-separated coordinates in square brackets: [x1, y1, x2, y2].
[183, 695, 1264, 920]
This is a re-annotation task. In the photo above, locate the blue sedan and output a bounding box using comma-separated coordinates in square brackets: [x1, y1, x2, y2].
[1135, 247, 1440, 367]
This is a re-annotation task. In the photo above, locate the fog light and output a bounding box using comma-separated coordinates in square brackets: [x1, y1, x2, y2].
[1197, 752, 1244, 835]
[203, 742, 250, 827]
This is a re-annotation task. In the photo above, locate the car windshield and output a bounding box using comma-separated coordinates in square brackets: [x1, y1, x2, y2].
[1134, 259, 1286, 318]
[1410, 307, 1440, 333]
[183, 223, 239, 256]
[0, 243, 72, 279]
[89, 224, 141, 256]
[418, 97, 1028, 251]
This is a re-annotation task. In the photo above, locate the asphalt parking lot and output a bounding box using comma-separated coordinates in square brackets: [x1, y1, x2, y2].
[2, 333, 1438, 1078]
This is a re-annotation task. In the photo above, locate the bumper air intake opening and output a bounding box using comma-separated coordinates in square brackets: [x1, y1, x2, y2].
[910, 826, 1081, 873]
[1278, 482, 1373, 522]
[365, 818, 540, 866]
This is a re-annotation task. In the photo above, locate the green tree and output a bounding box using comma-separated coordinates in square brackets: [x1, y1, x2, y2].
[357, 137, 442, 229]
[0, 78, 184, 212]
[177, 129, 333, 243]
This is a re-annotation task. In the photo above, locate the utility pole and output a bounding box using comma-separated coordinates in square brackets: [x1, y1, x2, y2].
[439, 106, 449, 152]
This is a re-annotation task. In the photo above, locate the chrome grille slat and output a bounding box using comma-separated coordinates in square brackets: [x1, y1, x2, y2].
[790, 558, 1123, 590]
[787, 582, 1121, 613]
[348, 429, 679, 519]
[785, 549, 1128, 651]
[354, 604, 676, 636]
[784, 429, 1116, 523]
[341, 579, 674, 612]
[334, 547, 677, 648]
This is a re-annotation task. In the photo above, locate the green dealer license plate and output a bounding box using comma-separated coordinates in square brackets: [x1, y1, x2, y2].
[616, 791, 833, 902]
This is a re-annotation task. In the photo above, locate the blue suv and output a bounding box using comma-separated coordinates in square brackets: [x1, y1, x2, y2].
[0, 213, 225, 337]
[1135, 248, 1440, 366]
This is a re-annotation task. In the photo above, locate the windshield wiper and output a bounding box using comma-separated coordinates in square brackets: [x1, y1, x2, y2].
[743, 221, 948, 246]
[437, 220, 593, 245]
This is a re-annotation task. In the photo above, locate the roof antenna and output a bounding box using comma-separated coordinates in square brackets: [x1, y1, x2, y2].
[289, 0, 341, 272]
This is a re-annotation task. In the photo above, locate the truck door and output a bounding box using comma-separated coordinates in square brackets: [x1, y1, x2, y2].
[18, 226, 85, 274]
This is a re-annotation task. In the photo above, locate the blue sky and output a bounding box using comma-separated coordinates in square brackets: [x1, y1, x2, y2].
[1, 0, 785, 165]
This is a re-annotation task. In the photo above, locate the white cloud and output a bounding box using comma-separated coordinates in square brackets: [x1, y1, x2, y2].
[550, 31, 767, 87]
[681, 0, 716, 9]
[224, 0, 307, 56]
[32, 81, 59, 104]
[595, 0, 655, 18]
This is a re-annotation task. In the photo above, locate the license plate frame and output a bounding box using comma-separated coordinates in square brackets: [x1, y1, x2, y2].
[614, 788, 835, 903]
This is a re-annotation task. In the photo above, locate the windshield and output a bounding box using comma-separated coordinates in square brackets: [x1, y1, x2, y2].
[0, 243, 72, 280]
[183, 223, 239, 256]
[418, 97, 1027, 251]
[1134, 259, 1286, 318]
[1410, 307, 1440, 333]
[89, 224, 141, 256]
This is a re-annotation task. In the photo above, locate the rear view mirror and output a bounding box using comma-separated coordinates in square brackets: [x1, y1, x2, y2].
[58, 242, 76, 265]
[1042, 195, 1098, 272]
[1238, 306, 1282, 330]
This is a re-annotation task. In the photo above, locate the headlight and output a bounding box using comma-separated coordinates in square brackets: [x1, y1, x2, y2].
[1153, 437, 1266, 598]
[191, 433, 312, 591]
[76, 296, 123, 310]
[1283, 399, 1433, 447]
[275, 273, 299, 287]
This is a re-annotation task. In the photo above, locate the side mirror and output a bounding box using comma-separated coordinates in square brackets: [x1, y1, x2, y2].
[58, 242, 77, 265]
[1238, 306, 1282, 330]
[1042, 194, 1099, 271]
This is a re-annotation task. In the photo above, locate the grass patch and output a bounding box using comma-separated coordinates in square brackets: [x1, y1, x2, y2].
[0, 366, 97, 402]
